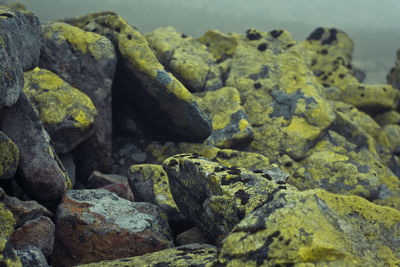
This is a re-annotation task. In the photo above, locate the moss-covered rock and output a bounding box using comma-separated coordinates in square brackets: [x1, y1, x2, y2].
[78, 243, 216, 267]
[198, 29, 241, 63]
[0, 238, 21, 267]
[146, 142, 270, 171]
[128, 164, 181, 220]
[225, 28, 335, 160]
[62, 12, 212, 142]
[301, 27, 400, 114]
[194, 87, 254, 148]
[23, 67, 97, 153]
[146, 26, 223, 92]
[213, 189, 400, 266]
[0, 132, 18, 180]
[163, 154, 297, 240]
[374, 110, 400, 126]
[387, 48, 400, 89]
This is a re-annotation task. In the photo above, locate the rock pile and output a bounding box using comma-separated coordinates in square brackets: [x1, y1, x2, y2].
[1, 3, 400, 267]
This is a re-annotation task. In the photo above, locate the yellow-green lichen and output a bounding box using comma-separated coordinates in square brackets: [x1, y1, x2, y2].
[0, 238, 22, 267]
[199, 29, 240, 61]
[0, 133, 18, 179]
[23, 67, 97, 129]
[0, 203, 15, 239]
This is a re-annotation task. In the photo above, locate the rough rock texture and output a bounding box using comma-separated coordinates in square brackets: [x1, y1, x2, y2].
[77, 243, 216, 267]
[213, 189, 400, 266]
[52, 189, 173, 266]
[99, 182, 134, 202]
[15, 246, 48, 267]
[62, 12, 212, 142]
[301, 27, 400, 114]
[0, 238, 21, 267]
[128, 164, 181, 220]
[145, 26, 223, 92]
[2, 196, 52, 228]
[0, 202, 15, 239]
[163, 154, 298, 241]
[0, 131, 18, 180]
[0, 203, 20, 266]
[387, 48, 400, 89]
[198, 29, 241, 63]
[9, 216, 54, 259]
[40, 22, 117, 179]
[146, 142, 271, 171]
[86, 171, 128, 188]
[176, 227, 211, 246]
[0, 92, 70, 201]
[224, 28, 336, 160]
[23, 67, 97, 154]
[0, 7, 41, 110]
[195, 87, 254, 148]
[374, 110, 400, 126]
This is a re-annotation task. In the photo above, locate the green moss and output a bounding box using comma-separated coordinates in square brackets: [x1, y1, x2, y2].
[23, 67, 97, 129]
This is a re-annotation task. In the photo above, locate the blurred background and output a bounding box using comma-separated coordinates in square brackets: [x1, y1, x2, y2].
[10, 0, 400, 84]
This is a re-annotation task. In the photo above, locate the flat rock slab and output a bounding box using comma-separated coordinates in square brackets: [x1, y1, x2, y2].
[52, 189, 173, 266]
[0, 92, 70, 201]
[62, 12, 212, 142]
[163, 154, 298, 241]
[214, 189, 400, 266]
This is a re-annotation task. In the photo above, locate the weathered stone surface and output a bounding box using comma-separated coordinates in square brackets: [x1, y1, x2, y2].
[111, 141, 148, 176]
[62, 12, 212, 142]
[0, 131, 18, 180]
[0, 7, 41, 110]
[0, 92, 70, 201]
[176, 227, 211, 246]
[9, 216, 55, 259]
[0, 238, 21, 267]
[128, 164, 181, 219]
[213, 189, 400, 266]
[15, 246, 48, 267]
[77, 243, 216, 267]
[198, 29, 241, 63]
[59, 153, 76, 188]
[163, 154, 298, 241]
[146, 142, 271, 171]
[40, 21, 117, 177]
[225, 28, 335, 160]
[2, 196, 52, 228]
[23, 67, 97, 154]
[299, 130, 400, 209]
[99, 182, 134, 202]
[86, 170, 128, 188]
[387, 48, 400, 89]
[52, 189, 173, 266]
[146, 26, 223, 92]
[374, 110, 400, 126]
[195, 87, 254, 148]
[0, 202, 15, 239]
[301, 27, 400, 114]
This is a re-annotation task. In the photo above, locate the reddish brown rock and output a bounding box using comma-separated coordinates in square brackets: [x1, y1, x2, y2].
[9, 216, 55, 259]
[52, 189, 173, 266]
[99, 182, 134, 202]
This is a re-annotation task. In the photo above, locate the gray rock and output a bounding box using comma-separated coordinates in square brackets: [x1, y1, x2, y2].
[40, 22, 117, 179]
[87, 170, 128, 188]
[16, 246, 48, 267]
[0, 92, 70, 201]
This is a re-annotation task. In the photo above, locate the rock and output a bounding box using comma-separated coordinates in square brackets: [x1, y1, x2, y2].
[198, 29, 240, 63]
[176, 227, 211, 246]
[194, 87, 254, 149]
[99, 182, 134, 202]
[128, 164, 181, 220]
[0, 237, 21, 267]
[2, 196, 52, 228]
[213, 189, 400, 266]
[387, 48, 400, 89]
[77, 243, 216, 267]
[374, 110, 400, 126]
[15, 246, 48, 267]
[299, 130, 400, 209]
[0, 202, 15, 239]
[0, 7, 41, 110]
[0, 131, 18, 180]
[145, 26, 223, 92]
[146, 142, 271, 171]
[301, 27, 400, 114]
[9, 216, 55, 259]
[62, 12, 212, 142]
[163, 154, 298, 241]
[224, 28, 335, 160]
[59, 153, 76, 188]
[111, 142, 148, 176]
[40, 21, 117, 178]
[23, 67, 97, 154]
[86, 170, 128, 188]
[0, 92, 71, 202]
[52, 189, 173, 266]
